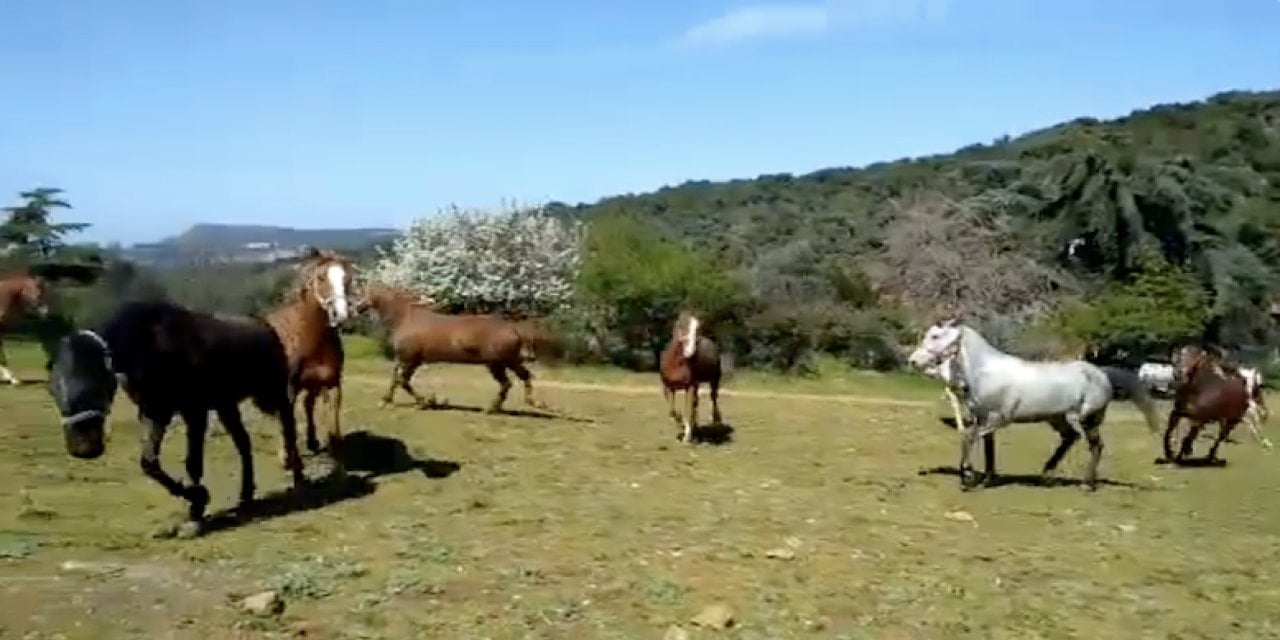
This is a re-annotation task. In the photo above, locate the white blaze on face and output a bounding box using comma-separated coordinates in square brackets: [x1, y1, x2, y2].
[682, 316, 699, 359]
[326, 263, 350, 325]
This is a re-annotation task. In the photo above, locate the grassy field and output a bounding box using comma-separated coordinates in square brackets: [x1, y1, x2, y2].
[2, 337, 1280, 639]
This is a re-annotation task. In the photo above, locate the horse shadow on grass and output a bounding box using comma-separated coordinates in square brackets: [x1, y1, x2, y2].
[916, 465, 1158, 491]
[334, 429, 463, 479]
[397, 399, 598, 425]
[687, 422, 737, 446]
[193, 431, 461, 537]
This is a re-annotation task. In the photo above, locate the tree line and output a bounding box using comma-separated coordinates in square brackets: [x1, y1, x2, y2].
[6, 89, 1280, 375]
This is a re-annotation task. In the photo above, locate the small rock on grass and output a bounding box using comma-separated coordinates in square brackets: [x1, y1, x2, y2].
[240, 590, 285, 617]
[691, 603, 735, 629]
[764, 547, 796, 560]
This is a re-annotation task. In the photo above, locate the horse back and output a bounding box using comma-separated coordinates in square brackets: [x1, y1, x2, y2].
[103, 301, 291, 415]
[391, 312, 520, 362]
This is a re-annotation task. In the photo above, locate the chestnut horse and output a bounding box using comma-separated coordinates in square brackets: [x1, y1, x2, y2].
[1163, 344, 1252, 464]
[0, 271, 50, 385]
[265, 248, 354, 466]
[356, 284, 562, 413]
[659, 311, 724, 443]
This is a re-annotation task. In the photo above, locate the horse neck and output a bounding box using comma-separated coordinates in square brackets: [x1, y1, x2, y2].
[954, 327, 1009, 392]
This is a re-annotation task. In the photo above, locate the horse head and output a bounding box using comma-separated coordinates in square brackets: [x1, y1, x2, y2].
[294, 248, 354, 327]
[1171, 344, 1213, 386]
[47, 329, 117, 460]
[673, 311, 701, 360]
[908, 317, 963, 371]
[5, 272, 49, 318]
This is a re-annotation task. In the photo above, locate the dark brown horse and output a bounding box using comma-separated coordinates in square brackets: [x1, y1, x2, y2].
[1163, 344, 1252, 464]
[659, 310, 724, 443]
[265, 248, 354, 466]
[356, 284, 562, 413]
[0, 270, 50, 385]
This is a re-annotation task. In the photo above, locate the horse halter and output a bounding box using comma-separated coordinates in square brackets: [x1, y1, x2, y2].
[58, 330, 115, 427]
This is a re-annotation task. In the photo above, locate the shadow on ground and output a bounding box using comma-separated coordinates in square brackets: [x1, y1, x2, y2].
[196, 471, 377, 537]
[387, 399, 597, 424]
[917, 465, 1157, 491]
[336, 429, 463, 479]
[691, 422, 736, 445]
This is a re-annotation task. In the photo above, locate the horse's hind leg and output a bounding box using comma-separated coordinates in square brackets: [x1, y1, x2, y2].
[486, 364, 512, 413]
[510, 362, 547, 410]
[1041, 416, 1081, 485]
[709, 377, 723, 426]
[1206, 419, 1240, 463]
[1081, 417, 1106, 492]
[215, 405, 258, 508]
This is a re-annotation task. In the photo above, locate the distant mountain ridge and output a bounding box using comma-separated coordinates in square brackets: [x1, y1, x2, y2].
[120, 223, 399, 266]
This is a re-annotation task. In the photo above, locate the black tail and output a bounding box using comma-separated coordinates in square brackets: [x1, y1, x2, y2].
[1100, 366, 1163, 434]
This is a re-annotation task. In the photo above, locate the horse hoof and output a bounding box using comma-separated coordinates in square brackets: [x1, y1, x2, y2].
[175, 521, 204, 540]
[306, 440, 322, 454]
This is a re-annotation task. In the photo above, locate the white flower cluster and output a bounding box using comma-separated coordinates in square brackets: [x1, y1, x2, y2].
[368, 202, 584, 314]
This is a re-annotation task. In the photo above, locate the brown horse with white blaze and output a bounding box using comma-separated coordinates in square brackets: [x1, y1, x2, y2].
[356, 284, 562, 413]
[659, 310, 724, 443]
[265, 248, 354, 466]
[0, 271, 50, 385]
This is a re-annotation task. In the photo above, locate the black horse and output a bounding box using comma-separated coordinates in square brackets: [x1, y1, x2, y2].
[47, 300, 307, 538]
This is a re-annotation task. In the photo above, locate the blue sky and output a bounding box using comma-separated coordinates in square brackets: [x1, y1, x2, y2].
[2, 0, 1277, 245]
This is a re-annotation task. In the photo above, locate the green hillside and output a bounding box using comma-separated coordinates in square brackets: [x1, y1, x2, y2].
[547, 89, 1280, 366]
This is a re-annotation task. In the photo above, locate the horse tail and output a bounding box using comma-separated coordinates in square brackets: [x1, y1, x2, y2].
[512, 320, 565, 366]
[1101, 365, 1163, 434]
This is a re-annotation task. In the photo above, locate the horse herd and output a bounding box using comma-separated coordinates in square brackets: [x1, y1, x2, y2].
[0, 252, 1272, 539]
[0, 250, 724, 538]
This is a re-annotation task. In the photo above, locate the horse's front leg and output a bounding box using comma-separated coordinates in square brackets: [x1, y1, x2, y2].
[958, 415, 990, 491]
[0, 337, 18, 386]
[682, 382, 700, 444]
[178, 409, 212, 533]
[138, 412, 204, 537]
[302, 388, 321, 453]
[980, 433, 997, 486]
[1160, 410, 1183, 464]
[1206, 419, 1239, 463]
[1177, 421, 1206, 462]
[215, 405, 258, 509]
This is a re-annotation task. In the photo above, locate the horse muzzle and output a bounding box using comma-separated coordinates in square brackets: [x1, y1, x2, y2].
[62, 420, 106, 459]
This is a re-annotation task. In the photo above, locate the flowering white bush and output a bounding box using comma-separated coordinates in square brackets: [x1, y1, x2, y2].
[368, 201, 584, 315]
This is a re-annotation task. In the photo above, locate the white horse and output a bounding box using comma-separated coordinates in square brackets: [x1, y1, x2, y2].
[908, 319, 1163, 491]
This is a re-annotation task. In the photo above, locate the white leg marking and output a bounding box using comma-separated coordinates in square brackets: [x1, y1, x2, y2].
[0, 366, 18, 385]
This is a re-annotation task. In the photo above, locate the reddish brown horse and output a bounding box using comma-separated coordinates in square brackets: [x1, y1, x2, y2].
[265, 248, 354, 467]
[356, 284, 562, 413]
[0, 271, 50, 385]
[1163, 344, 1252, 464]
[659, 310, 724, 443]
